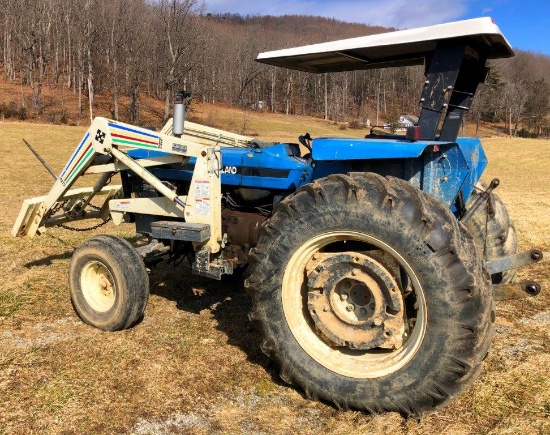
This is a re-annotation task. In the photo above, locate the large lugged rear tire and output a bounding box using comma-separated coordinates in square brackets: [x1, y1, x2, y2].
[245, 173, 493, 417]
[465, 183, 518, 284]
[69, 235, 149, 331]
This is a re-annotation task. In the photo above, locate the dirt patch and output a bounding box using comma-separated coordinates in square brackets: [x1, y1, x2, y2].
[519, 310, 550, 325]
[1, 317, 97, 350]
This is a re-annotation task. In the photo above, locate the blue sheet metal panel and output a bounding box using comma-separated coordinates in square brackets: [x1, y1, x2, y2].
[311, 137, 435, 160]
[421, 143, 470, 206]
[240, 144, 312, 189]
[127, 149, 167, 159]
[454, 137, 487, 203]
[128, 147, 245, 185]
[312, 161, 353, 180]
[130, 144, 312, 190]
[218, 147, 246, 186]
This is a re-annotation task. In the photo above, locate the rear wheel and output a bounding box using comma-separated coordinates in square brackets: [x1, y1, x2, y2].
[69, 235, 149, 331]
[246, 174, 493, 416]
[465, 183, 518, 284]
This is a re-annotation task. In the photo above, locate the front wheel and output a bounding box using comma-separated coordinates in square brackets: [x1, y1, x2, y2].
[246, 174, 493, 416]
[69, 235, 149, 331]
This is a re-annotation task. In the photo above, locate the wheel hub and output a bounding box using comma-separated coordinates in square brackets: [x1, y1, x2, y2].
[81, 261, 116, 312]
[98, 274, 114, 297]
[307, 252, 405, 350]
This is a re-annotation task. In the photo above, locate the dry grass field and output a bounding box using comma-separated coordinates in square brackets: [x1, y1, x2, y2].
[0, 113, 548, 434]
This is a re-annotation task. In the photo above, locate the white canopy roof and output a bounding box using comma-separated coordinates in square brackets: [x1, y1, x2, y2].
[256, 17, 514, 73]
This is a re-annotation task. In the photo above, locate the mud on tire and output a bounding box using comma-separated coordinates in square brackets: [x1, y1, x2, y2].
[245, 173, 493, 417]
[69, 235, 149, 331]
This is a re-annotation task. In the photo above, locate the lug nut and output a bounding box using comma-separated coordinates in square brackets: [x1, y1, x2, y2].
[340, 293, 349, 301]
[346, 304, 354, 312]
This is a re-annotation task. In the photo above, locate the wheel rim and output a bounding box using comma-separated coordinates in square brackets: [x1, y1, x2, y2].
[282, 231, 427, 378]
[80, 261, 116, 312]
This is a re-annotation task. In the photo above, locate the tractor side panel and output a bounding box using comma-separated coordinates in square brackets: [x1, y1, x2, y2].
[454, 137, 488, 203]
[311, 137, 431, 160]
[238, 144, 312, 190]
[310, 138, 476, 208]
[421, 143, 470, 206]
[129, 143, 313, 191]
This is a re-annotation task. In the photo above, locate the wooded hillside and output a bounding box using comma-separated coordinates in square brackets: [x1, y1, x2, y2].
[1, 0, 549, 136]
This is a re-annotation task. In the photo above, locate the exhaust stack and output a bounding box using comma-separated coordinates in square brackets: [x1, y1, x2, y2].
[173, 91, 191, 138]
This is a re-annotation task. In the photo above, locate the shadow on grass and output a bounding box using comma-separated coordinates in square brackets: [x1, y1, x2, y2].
[148, 262, 282, 383]
[24, 250, 73, 268]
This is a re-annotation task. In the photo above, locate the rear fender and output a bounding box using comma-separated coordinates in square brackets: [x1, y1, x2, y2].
[311, 137, 474, 207]
[454, 137, 488, 203]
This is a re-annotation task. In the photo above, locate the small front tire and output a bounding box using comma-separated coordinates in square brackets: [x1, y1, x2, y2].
[69, 235, 149, 331]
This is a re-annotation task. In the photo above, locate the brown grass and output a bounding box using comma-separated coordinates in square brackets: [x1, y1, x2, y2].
[0, 118, 548, 434]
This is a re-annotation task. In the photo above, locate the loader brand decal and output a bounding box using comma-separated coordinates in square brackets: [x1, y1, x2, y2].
[59, 132, 94, 186]
[95, 129, 106, 144]
[194, 180, 211, 216]
[108, 122, 160, 150]
[172, 143, 187, 154]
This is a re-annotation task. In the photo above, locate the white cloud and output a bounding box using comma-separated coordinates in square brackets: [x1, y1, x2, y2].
[205, 0, 471, 29]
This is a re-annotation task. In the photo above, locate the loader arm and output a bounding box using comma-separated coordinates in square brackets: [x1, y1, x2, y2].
[12, 117, 223, 254]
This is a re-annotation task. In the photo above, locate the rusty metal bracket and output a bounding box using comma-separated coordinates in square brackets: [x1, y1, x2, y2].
[493, 280, 541, 301]
[460, 178, 499, 223]
[485, 250, 543, 275]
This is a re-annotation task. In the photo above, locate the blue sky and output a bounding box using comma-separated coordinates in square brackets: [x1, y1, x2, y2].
[206, 0, 550, 55]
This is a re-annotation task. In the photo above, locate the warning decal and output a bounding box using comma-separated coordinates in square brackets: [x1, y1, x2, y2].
[194, 180, 211, 216]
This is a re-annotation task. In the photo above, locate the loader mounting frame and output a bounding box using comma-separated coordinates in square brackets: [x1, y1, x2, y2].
[12, 117, 233, 276]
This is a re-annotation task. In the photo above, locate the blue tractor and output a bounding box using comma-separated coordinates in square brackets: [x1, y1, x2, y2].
[13, 17, 543, 416]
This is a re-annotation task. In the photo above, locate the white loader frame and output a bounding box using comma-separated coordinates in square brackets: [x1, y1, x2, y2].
[11, 117, 251, 256]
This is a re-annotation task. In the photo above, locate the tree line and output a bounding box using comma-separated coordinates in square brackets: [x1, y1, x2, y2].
[1, 0, 548, 136]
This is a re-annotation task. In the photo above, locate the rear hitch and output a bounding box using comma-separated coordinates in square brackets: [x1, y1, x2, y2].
[485, 249, 543, 275]
[487, 250, 544, 301]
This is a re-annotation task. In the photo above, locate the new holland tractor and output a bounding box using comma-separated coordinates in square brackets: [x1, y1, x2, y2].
[12, 18, 544, 416]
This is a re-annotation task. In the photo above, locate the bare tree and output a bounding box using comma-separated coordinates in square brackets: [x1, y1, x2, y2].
[0, 6, 547, 132]
[156, 0, 205, 121]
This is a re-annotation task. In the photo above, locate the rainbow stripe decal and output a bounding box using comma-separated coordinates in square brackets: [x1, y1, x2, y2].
[59, 122, 160, 187]
[108, 122, 160, 150]
[59, 132, 94, 186]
